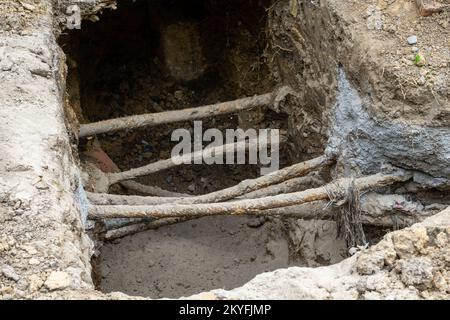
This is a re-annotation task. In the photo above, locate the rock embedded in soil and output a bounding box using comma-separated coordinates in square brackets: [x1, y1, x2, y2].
[407, 35, 418, 45]
[44, 271, 72, 291]
[1, 265, 20, 282]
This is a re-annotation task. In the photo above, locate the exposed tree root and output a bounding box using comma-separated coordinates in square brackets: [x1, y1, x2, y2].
[101, 192, 430, 240]
[238, 175, 324, 199]
[88, 171, 412, 219]
[177, 155, 331, 203]
[87, 192, 178, 206]
[103, 217, 189, 241]
[88, 174, 324, 205]
[79, 86, 293, 137]
[88, 155, 331, 205]
[120, 181, 190, 197]
[107, 135, 283, 186]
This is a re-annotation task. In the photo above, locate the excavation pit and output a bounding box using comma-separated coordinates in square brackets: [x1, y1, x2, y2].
[59, 0, 373, 298]
[1, 0, 448, 301]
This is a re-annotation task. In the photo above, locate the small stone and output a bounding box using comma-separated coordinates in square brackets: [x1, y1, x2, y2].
[0, 242, 10, 252]
[187, 184, 196, 192]
[28, 274, 44, 292]
[34, 181, 49, 190]
[411, 47, 419, 53]
[174, 90, 184, 100]
[28, 258, 39, 265]
[418, 75, 426, 85]
[266, 240, 280, 258]
[348, 247, 359, 256]
[13, 201, 21, 210]
[418, 1, 445, 17]
[102, 265, 111, 278]
[165, 175, 173, 184]
[1, 265, 20, 282]
[399, 257, 434, 289]
[0, 286, 13, 295]
[44, 271, 71, 291]
[435, 232, 448, 248]
[247, 217, 266, 228]
[387, 25, 396, 33]
[22, 245, 37, 255]
[20, 2, 35, 11]
[407, 35, 417, 45]
[142, 152, 153, 158]
[7, 237, 16, 247]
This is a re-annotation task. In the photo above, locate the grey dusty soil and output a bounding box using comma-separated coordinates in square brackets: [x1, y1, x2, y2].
[99, 216, 346, 298]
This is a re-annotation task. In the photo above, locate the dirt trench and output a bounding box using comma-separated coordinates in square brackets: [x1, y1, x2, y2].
[59, 0, 355, 298]
[1, 0, 449, 300]
[60, 0, 449, 299]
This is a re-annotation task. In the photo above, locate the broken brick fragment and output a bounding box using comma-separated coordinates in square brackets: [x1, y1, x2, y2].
[416, 0, 445, 17]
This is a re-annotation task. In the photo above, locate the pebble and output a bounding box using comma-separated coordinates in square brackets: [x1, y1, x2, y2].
[28, 274, 43, 292]
[102, 265, 111, 277]
[411, 46, 419, 53]
[174, 90, 184, 100]
[1, 265, 20, 282]
[22, 245, 37, 255]
[165, 175, 173, 184]
[407, 35, 417, 45]
[247, 217, 266, 228]
[13, 201, 21, 210]
[418, 75, 426, 85]
[44, 271, 71, 291]
[0, 241, 10, 252]
[20, 2, 36, 11]
[187, 184, 196, 192]
[34, 181, 49, 190]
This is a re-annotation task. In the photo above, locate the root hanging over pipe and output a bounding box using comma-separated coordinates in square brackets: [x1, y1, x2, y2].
[79, 86, 293, 138]
[88, 171, 413, 219]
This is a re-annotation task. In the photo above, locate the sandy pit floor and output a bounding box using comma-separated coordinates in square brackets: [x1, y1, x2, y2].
[98, 216, 292, 298]
[98, 215, 348, 298]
